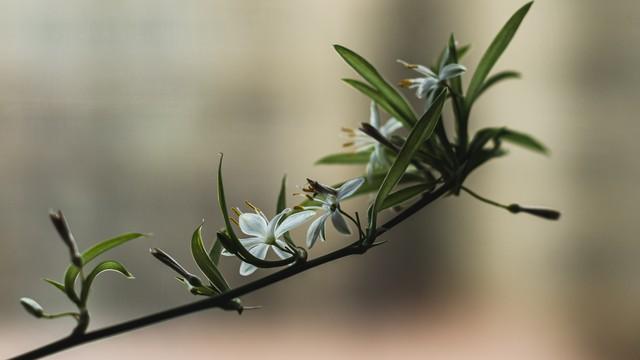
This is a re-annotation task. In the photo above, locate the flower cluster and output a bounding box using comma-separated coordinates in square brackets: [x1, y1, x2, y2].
[342, 102, 403, 176]
[226, 178, 364, 275]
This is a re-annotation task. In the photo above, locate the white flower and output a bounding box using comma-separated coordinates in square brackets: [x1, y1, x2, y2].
[397, 60, 466, 99]
[222, 204, 315, 276]
[304, 177, 365, 248]
[343, 102, 403, 175]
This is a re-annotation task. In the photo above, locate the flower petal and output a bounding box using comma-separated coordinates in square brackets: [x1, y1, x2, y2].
[380, 118, 403, 137]
[239, 243, 269, 276]
[369, 101, 380, 129]
[266, 209, 289, 237]
[272, 240, 293, 259]
[337, 177, 365, 200]
[239, 262, 257, 276]
[331, 210, 351, 235]
[221, 248, 234, 257]
[397, 59, 436, 77]
[306, 213, 328, 248]
[222, 237, 263, 257]
[275, 210, 315, 239]
[439, 63, 466, 81]
[239, 213, 268, 237]
[417, 78, 439, 99]
[240, 237, 265, 249]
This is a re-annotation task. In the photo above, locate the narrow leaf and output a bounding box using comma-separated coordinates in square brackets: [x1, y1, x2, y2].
[216, 156, 292, 268]
[381, 183, 433, 210]
[209, 239, 224, 266]
[342, 79, 412, 127]
[368, 89, 447, 239]
[43, 278, 66, 294]
[63, 233, 146, 304]
[477, 70, 521, 98]
[175, 277, 218, 296]
[79, 260, 133, 304]
[315, 150, 372, 165]
[500, 128, 548, 154]
[471, 127, 548, 155]
[277, 174, 287, 213]
[191, 223, 230, 292]
[334, 45, 416, 125]
[466, 2, 532, 107]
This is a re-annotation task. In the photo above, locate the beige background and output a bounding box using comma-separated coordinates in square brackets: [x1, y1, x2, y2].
[1, 0, 638, 358]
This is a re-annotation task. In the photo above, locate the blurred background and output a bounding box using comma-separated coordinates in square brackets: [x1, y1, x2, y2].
[0, 0, 638, 358]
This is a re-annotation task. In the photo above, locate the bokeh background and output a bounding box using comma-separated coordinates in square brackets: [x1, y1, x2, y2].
[1, 0, 638, 358]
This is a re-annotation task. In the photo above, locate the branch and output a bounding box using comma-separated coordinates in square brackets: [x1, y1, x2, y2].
[11, 181, 453, 360]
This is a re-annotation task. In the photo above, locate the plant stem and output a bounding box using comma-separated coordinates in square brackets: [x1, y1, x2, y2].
[11, 241, 364, 360]
[11, 181, 455, 360]
[460, 186, 508, 210]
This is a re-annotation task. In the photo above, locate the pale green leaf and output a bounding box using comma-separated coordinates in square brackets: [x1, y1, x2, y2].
[80, 260, 133, 304]
[63, 233, 147, 304]
[191, 223, 230, 292]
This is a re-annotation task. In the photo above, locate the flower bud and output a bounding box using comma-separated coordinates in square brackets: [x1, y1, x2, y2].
[507, 204, 561, 220]
[49, 210, 83, 267]
[305, 178, 337, 196]
[150, 248, 203, 287]
[20, 297, 44, 318]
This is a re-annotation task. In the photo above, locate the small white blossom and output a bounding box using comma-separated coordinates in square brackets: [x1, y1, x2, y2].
[223, 204, 315, 276]
[397, 60, 466, 99]
[343, 102, 403, 175]
[303, 177, 365, 248]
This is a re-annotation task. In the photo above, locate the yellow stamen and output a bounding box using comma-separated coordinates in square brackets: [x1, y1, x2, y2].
[342, 141, 354, 148]
[231, 207, 242, 217]
[230, 217, 240, 226]
[398, 79, 413, 88]
[245, 201, 261, 213]
[341, 127, 355, 133]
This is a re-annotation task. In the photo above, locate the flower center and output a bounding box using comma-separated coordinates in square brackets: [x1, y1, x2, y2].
[264, 234, 276, 245]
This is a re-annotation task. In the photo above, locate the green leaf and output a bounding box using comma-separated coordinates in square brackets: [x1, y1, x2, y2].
[367, 89, 447, 240]
[43, 278, 66, 294]
[445, 34, 469, 153]
[80, 260, 133, 304]
[471, 127, 548, 155]
[277, 174, 287, 213]
[342, 79, 412, 128]
[468, 127, 503, 156]
[20, 297, 44, 318]
[500, 128, 548, 155]
[477, 70, 521, 99]
[315, 150, 372, 165]
[191, 223, 230, 292]
[334, 45, 416, 126]
[381, 183, 433, 210]
[466, 2, 532, 107]
[63, 232, 147, 304]
[457, 44, 471, 59]
[216, 156, 292, 268]
[175, 277, 218, 296]
[217, 154, 240, 243]
[276, 175, 296, 246]
[209, 238, 224, 266]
